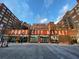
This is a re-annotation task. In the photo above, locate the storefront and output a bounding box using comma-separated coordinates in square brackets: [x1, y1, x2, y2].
[3, 35, 29, 43]
[19, 36, 28, 43]
[2, 36, 9, 42]
[30, 35, 49, 43]
[30, 35, 38, 43]
[51, 35, 59, 43]
[8, 36, 16, 42]
[40, 35, 49, 43]
[58, 35, 72, 44]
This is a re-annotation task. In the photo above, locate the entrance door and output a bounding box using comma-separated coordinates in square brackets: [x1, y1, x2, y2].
[20, 37, 27, 43]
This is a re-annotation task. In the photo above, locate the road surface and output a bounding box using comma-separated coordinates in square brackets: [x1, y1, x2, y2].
[0, 43, 79, 59]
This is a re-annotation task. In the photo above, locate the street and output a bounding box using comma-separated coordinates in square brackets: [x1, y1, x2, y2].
[0, 43, 79, 59]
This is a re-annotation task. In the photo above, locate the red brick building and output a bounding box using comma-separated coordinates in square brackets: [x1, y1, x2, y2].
[56, 0, 79, 44]
[1, 0, 79, 44]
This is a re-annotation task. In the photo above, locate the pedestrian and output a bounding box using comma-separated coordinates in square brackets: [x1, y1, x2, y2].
[20, 37, 23, 44]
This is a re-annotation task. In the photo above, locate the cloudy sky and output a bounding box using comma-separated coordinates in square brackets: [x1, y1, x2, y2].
[0, 0, 77, 24]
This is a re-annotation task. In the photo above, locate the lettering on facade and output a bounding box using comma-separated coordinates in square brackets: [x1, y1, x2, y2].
[5, 29, 76, 36]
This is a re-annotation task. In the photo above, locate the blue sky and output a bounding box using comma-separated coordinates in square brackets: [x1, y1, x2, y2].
[0, 0, 77, 24]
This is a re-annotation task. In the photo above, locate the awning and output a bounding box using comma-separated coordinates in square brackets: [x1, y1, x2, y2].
[31, 35, 38, 38]
[40, 35, 49, 37]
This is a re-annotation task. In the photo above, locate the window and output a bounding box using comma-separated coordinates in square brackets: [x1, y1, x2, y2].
[0, 3, 1, 6]
[70, 10, 74, 14]
[72, 15, 76, 19]
[11, 14, 14, 17]
[76, 5, 79, 13]
[0, 14, 2, 17]
[77, 12, 79, 15]
[76, 9, 79, 13]
[9, 20, 12, 24]
[8, 23, 11, 26]
[2, 20, 7, 24]
[0, 14, 2, 21]
[75, 7, 77, 10]
[1, 11, 4, 15]
[7, 10, 11, 14]
[2, 9, 5, 12]
[77, 5, 79, 8]
[0, 24, 3, 30]
[74, 20, 79, 23]
[3, 6, 6, 10]
[6, 26, 11, 29]
[4, 17, 8, 21]
[0, 17, 1, 21]
[76, 6, 79, 15]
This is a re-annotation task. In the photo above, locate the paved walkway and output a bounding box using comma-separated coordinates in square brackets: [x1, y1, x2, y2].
[0, 43, 79, 59]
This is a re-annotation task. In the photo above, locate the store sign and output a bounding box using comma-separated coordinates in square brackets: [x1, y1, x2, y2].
[51, 30, 68, 35]
[40, 30, 49, 35]
[31, 30, 38, 35]
[8, 30, 28, 35]
[6, 29, 76, 36]
[31, 30, 49, 35]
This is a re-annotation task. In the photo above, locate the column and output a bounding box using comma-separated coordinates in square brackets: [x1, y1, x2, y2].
[16, 36, 19, 43]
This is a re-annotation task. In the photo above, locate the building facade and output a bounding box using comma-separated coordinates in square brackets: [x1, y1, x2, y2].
[0, 1, 79, 44]
[0, 3, 30, 43]
[0, 3, 22, 30]
[57, 0, 79, 43]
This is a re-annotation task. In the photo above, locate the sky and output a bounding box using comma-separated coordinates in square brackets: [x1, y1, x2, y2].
[0, 0, 77, 24]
